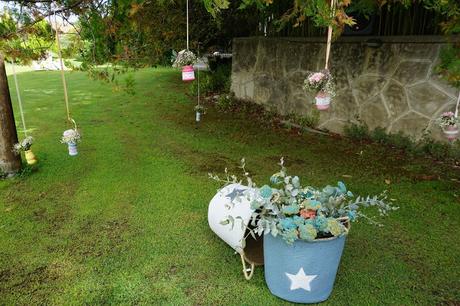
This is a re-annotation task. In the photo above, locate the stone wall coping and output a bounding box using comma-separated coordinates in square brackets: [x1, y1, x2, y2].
[234, 35, 459, 44]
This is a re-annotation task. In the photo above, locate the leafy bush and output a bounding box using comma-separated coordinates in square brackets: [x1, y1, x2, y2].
[345, 123, 460, 160]
[215, 93, 238, 112]
[437, 43, 460, 88]
[189, 73, 214, 96]
[289, 111, 320, 129]
[189, 62, 231, 96]
[343, 123, 370, 140]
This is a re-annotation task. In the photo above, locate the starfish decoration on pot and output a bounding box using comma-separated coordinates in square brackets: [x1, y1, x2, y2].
[225, 188, 246, 201]
[285, 267, 317, 291]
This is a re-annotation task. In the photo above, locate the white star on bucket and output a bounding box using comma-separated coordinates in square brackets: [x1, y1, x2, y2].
[285, 268, 317, 291]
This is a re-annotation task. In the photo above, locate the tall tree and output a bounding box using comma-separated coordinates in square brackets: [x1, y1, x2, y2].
[0, 54, 21, 175]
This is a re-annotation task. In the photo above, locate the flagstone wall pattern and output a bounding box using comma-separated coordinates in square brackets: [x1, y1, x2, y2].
[231, 36, 458, 141]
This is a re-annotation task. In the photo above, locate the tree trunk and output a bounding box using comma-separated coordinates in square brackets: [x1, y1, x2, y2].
[0, 55, 21, 175]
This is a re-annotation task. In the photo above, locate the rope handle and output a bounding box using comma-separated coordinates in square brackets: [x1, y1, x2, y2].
[324, 0, 336, 70]
[240, 253, 255, 280]
[69, 118, 78, 131]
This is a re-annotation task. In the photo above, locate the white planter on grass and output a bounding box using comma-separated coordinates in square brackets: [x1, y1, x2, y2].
[208, 183, 263, 279]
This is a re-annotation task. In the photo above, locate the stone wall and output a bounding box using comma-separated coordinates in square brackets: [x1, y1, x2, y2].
[231, 36, 459, 141]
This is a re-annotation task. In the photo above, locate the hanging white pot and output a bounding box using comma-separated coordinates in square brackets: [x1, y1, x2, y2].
[67, 142, 78, 156]
[182, 65, 195, 82]
[208, 183, 263, 279]
[443, 125, 459, 142]
[196, 111, 201, 122]
[315, 91, 331, 110]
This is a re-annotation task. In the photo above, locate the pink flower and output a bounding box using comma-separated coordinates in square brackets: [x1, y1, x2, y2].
[442, 112, 455, 118]
[308, 72, 325, 83]
[300, 209, 316, 219]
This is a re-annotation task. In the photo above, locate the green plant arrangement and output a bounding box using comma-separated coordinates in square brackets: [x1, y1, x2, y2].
[171, 49, 197, 68]
[210, 158, 397, 244]
[12, 136, 38, 165]
[210, 158, 397, 303]
[12, 136, 34, 155]
[437, 111, 460, 129]
[437, 111, 460, 141]
[304, 70, 336, 110]
[194, 104, 206, 113]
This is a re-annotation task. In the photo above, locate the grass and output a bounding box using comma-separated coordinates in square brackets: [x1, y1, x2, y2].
[0, 68, 459, 305]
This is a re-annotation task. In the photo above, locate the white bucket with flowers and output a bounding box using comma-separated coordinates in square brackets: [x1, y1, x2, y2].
[172, 50, 197, 82]
[61, 129, 81, 156]
[437, 111, 459, 142]
[210, 158, 397, 303]
[304, 70, 335, 110]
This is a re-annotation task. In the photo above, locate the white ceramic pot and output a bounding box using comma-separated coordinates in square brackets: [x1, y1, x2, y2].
[443, 125, 459, 142]
[315, 92, 331, 110]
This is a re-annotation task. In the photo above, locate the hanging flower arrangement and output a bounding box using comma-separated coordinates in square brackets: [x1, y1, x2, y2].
[61, 129, 81, 156]
[172, 49, 197, 82]
[436, 111, 459, 141]
[304, 70, 336, 110]
[12, 136, 34, 154]
[12, 136, 38, 165]
[194, 104, 206, 122]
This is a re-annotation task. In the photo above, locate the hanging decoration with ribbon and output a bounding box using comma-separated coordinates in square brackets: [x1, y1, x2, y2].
[194, 46, 205, 123]
[173, 0, 196, 82]
[303, 0, 336, 111]
[438, 91, 460, 142]
[11, 62, 38, 165]
[53, 12, 81, 156]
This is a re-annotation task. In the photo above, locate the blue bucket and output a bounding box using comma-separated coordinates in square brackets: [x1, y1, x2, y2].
[264, 234, 347, 303]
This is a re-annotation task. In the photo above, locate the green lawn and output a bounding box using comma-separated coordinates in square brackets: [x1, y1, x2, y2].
[0, 68, 459, 305]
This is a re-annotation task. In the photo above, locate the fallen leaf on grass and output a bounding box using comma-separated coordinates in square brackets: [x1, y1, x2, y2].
[385, 179, 391, 185]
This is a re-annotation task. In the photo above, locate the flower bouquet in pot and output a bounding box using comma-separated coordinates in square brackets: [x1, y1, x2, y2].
[436, 111, 459, 142]
[13, 136, 37, 165]
[304, 70, 335, 110]
[61, 129, 81, 156]
[211, 158, 397, 304]
[194, 104, 206, 122]
[172, 49, 197, 82]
